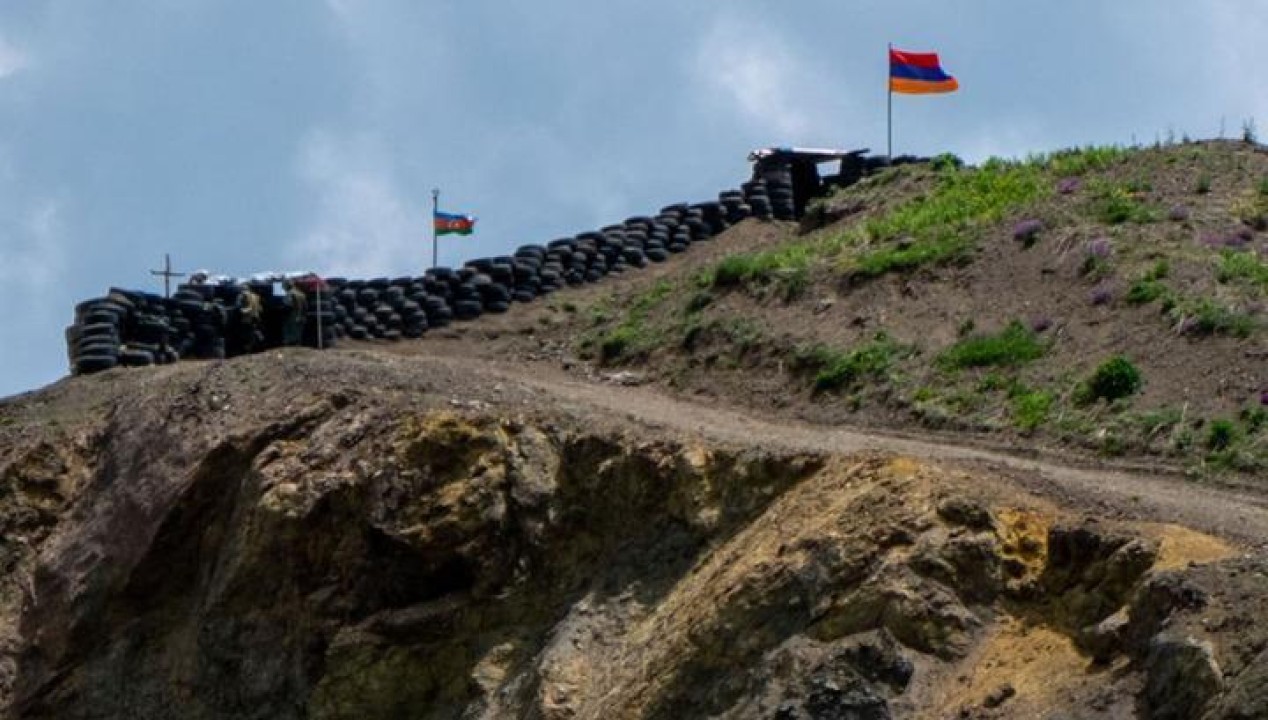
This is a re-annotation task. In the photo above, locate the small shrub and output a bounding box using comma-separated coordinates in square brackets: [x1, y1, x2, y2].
[1195, 175, 1212, 194]
[937, 321, 1046, 369]
[600, 325, 641, 361]
[1126, 260, 1171, 305]
[930, 153, 964, 171]
[1206, 419, 1238, 451]
[1126, 278, 1168, 305]
[1011, 389, 1054, 431]
[1243, 404, 1268, 430]
[1078, 356, 1142, 404]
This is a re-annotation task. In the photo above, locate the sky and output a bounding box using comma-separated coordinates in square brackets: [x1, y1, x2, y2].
[2, 1, 1266, 398]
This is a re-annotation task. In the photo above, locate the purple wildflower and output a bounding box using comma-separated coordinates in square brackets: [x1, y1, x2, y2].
[1030, 316, 1053, 333]
[1089, 285, 1114, 306]
[1167, 204, 1190, 222]
[1013, 219, 1044, 243]
[1085, 237, 1113, 258]
[1203, 231, 1252, 250]
[1261, 389, 1268, 406]
[1057, 177, 1082, 195]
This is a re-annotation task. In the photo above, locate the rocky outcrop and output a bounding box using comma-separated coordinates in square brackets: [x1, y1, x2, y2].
[0, 353, 1263, 719]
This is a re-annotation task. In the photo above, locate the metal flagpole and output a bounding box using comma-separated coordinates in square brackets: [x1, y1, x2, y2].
[315, 281, 324, 350]
[431, 188, 440, 270]
[887, 42, 893, 161]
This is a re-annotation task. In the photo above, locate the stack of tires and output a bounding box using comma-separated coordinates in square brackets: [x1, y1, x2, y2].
[65, 290, 184, 375]
[332, 277, 437, 341]
[753, 163, 796, 220]
[742, 179, 773, 219]
[718, 190, 753, 225]
[68, 161, 839, 376]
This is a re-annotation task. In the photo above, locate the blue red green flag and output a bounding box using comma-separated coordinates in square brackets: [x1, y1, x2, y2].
[889, 48, 959, 95]
[434, 211, 476, 236]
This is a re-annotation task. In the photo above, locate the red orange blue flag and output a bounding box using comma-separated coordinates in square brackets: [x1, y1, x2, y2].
[889, 48, 959, 95]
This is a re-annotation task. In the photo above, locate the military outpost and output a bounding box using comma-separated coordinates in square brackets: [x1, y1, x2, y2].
[64, 148, 915, 376]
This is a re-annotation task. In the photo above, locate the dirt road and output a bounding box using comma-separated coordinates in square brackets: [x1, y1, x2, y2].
[407, 351, 1268, 549]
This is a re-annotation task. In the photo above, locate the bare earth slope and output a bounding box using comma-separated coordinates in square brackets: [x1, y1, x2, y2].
[2, 349, 1267, 719]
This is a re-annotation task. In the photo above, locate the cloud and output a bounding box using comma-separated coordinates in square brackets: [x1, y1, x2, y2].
[0, 149, 65, 291]
[0, 34, 28, 79]
[694, 16, 815, 139]
[289, 130, 426, 278]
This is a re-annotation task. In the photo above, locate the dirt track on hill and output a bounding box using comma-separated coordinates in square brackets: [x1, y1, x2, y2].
[399, 349, 1268, 550]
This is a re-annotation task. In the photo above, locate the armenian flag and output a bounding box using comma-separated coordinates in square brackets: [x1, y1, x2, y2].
[434, 211, 476, 236]
[889, 48, 959, 95]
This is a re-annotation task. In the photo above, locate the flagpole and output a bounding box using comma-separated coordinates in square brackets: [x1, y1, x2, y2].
[887, 42, 893, 161]
[431, 188, 439, 270]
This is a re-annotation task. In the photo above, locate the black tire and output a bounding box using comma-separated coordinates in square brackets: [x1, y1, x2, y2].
[76, 354, 118, 374]
[119, 349, 155, 367]
[78, 322, 119, 340]
[453, 299, 483, 320]
[76, 340, 119, 358]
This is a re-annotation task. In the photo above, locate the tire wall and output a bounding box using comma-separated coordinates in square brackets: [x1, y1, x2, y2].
[64, 157, 904, 375]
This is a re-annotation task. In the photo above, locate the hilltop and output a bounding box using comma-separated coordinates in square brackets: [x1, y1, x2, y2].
[2, 139, 1268, 720]
[405, 139, 1268, 482]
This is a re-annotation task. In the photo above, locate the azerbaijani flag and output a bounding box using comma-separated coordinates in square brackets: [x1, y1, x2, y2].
[434, 211, 476, 236]
[889, 48, 959, 95]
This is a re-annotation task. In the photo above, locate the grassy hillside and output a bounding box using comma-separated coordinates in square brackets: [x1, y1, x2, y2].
[566, 140, 1268, 478]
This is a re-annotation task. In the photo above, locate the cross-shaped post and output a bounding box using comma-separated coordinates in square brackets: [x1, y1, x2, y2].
[149, 253, 186, 298]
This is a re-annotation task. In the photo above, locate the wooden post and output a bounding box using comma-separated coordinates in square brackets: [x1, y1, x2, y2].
[149, 253, 185, 298]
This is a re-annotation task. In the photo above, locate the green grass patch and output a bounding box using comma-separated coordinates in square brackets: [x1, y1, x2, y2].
[1126, 260, 1173, 305]
[850, 233, 974, 278]
[710, 243, 817, 300]
[936, 321, 1047, 370]
[1216, 250, 1268, 290]
[1089, 179, 1160, 224]
[1173, 298, 1257, 338]
[862, 160, 1047, 242]
[794, 333, 905, 393]
[1033, 146, 1128, 176]
[834, 158, 1048, 279]
[1010, 387, 1054, 431]
[1206, 419, 1239, 451]
[593, 280, 675, 361]
[1126, 279, 1170, 305]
